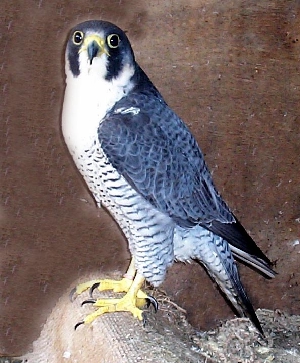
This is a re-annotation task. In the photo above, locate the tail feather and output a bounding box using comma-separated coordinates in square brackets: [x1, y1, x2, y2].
[230, 245, 276, 278]
[198, 234, 265, 335]
[201, 216, 276, 278]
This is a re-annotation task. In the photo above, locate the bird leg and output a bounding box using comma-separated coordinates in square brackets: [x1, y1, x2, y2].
[71, 259, 158, 327]
[93, 258, 139, 296]
[79, 273, 147, 326]
[70, 258, 142, 299]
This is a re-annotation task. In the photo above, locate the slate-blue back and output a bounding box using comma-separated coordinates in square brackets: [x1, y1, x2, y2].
[99, 67, 234, 229]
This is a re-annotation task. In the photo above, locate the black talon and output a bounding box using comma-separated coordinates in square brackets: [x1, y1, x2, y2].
[81, 299, 96, 306]
[146, 295, 158, 312]
[69, 287, 77, 302]
[74, 321, 84, 330]
[142, 312, 147, 327]
[89, 282, 100, 298]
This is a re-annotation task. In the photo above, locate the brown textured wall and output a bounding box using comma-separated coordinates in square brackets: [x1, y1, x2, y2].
[0, 0, 299, 355]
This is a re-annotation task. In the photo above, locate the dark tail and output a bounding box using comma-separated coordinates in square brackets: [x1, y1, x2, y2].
[198, 234, 266, 335]
[201, 217, 276, 279]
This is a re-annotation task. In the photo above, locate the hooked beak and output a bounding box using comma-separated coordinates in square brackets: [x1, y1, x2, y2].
[80, 35, 109, 65]
[87, 41, 99, 65]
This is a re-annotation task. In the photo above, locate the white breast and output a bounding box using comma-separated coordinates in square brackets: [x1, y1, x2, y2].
[62, 58, 135, 163]
[62, 76, 112, 159]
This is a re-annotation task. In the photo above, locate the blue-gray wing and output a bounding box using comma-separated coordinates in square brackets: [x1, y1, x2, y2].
[98, 92, 233, 228]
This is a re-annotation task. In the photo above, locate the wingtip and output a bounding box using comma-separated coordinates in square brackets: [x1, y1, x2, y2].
[230, 245, 277, 279]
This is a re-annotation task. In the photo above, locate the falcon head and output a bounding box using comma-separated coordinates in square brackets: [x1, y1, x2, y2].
[65, 20, 136, 82]
[63, 20, 141, 157]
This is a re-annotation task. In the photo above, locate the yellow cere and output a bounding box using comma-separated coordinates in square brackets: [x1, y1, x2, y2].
[79, 35, 110, 56]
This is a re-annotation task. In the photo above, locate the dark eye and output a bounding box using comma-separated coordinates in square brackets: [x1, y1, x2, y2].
[107, 34, 120, 48]
[73, 31, 84, 45]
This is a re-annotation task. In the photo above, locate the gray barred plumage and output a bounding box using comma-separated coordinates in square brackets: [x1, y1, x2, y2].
[77, 139, 175, 286]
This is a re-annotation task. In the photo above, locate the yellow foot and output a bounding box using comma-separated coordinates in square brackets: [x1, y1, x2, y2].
[70, 258, 144, 299]
[72, 273, 158, 329]
[70, 277, 132, 296]
[79, 294, 145, 328]
[70, 277, 148, 306]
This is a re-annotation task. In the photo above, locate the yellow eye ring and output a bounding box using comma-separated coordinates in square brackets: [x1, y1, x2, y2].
[73, 31, 84, 45]
[107, 34, 120, 48]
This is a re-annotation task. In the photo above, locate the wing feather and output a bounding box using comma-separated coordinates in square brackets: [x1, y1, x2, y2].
[98, 91, 232, 228]
[98, 78, 275, 276]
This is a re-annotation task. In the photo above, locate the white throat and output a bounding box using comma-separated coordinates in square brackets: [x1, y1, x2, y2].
[62, 56, 135, 159]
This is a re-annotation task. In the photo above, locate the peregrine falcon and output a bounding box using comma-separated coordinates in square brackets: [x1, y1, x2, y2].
[62, 20, 275, 334]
